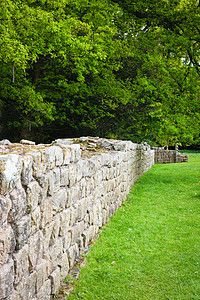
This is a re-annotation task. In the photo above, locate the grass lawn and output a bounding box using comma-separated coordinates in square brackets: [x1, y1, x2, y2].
[66, 152, 200, 300]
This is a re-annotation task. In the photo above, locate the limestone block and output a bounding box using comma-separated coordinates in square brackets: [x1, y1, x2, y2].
[26, 180, 43, 212]
[42, 221, 54, 255]
[89, 225, 96, 241]
[80, 178, 86, 198]
[54, 145, 64, 166]
[49, 214, 60, 246]
[12, 215, 31, 250]
[8, 181, 27, 223]
[36, 279, 51, 300]
[60, 166, 69, 187]
[31, 206, 41, 235]
[67, 144, 81, 162]
[62, 146, 71, 165]
[82, 229, 90, 249]
[40, 197, 53, 229]
[76, 161, 84, 182]
[31, 150, 44, 179]
[36, 259, 49, 292]
[0, 195, 11, 226]
[0, 154, 22, 195]
[59, 251, 69, 281]
[62, 231, 71, 251]
[49, 237, 63, 269]
[28, 231, 43, 271]
[59, 209, 70, 236]
[40, 147, 55, 171]
[6, 290, 21, 300]
[13, 244, 29, 284]
[0, 225, 16, 265]
[68, 243, 79, 268]
[68, 184, 81, 207]
[68, 164, 77, 187]
[21, 155, 33, 185]
[52, 188, 67, 213]
[47, 168, 60, 196]
[49, 267, 60, 295]
[16, 271, 37, 300]
[0, 259, 14, 299]
[70, 222, 83, 245]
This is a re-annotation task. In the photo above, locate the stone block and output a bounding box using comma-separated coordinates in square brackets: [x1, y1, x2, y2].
[59, 251, 69, 281]
[8, 181, 27, 222]
[62, 231, 71, 250]
[42, 221, 54, 255]
[31, 206, 41, 235]
[26, 180, 43, 212]
[0, 154, 22, 195]
[49, 214, 60, 246]
[47, 168, 60, 196]
[21, 155, 33, 185]
[13, 244, 29, 284]
[62, 146, 71, 165]
[60, 166, 69, 187]
[31, 150, 44, 179]
[68, 164, 77, 187]
[0, 225, 16, 265]
[59, 209, 70, 236]
[16, 271, 37, 300]
[0, 259, 14, 299]
[12, 215, 31, 250]
[0, 195, 11, 226]
[68, 243, 79, 268]
[40, 197, 53, 229]
[36, 259, 48, 292]
[49, 267, 60, 295]
[28, 231, 43, 271]
[52, 188, 67, 213]
[36, 279, 51, 300]
[49, 237, 63, 269]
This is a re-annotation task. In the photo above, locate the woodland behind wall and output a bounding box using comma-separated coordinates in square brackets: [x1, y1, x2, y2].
[0, 137, 188, 300]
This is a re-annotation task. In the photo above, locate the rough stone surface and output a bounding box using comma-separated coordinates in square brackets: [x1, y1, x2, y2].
[0, 137, 187, 300]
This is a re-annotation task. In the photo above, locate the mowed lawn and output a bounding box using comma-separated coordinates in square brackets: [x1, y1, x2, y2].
[66, 152, 200, 300]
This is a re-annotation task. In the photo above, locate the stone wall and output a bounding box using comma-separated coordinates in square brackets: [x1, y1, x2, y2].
[153, 147, 188, 164]
[0, 137, 155, 300]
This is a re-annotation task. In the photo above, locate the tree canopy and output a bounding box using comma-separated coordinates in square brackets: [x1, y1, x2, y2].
[0, 0, 199, 147]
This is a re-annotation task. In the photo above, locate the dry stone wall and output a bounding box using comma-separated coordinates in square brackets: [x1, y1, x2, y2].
[153, 147, 188, 164]
[0, 137, 154, 300]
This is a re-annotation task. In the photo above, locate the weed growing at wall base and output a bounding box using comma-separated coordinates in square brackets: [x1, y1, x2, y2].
[66, 152, 200, 300]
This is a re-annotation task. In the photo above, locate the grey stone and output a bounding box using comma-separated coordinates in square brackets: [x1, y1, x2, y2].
[52, 188, 67, 213]
[20, 139, 35, 145]
[0, 154, 22, 195]
[28, 231, 43, 271]
[40, 197, 53, 229]
[0, 259, 14, 299]
[0, 195, 11, 226]
[16, 271, 37, 300]
[26, 180, 43, 212]
[49, 267, 61, 294]
[12, 215, 31, 250]
[36, 259, 49, 292]
[13, 244, 29, 284]
[37, 279, 51, 300]
[31, 206, 41, 235]
[0, 225, 16, 265]
[21, 155, 33, 185]
[0, 139, 11, 145]
[10, 197, 23, 233]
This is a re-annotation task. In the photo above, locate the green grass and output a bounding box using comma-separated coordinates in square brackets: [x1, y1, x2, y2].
[66, 152, 200, 299]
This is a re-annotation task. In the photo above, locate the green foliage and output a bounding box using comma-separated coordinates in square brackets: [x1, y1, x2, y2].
[0, 0, 199, 145]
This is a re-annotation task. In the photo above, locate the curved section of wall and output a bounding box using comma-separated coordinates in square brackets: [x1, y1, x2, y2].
[0, 137, 155, 299]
